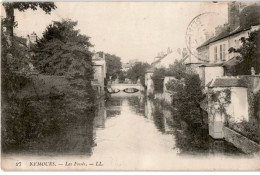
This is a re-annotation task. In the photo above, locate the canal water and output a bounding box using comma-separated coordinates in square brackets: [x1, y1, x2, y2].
[4, 93, 243, 159]
[89, 94, 243, 158]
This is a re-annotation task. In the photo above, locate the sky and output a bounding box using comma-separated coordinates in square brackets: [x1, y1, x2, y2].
[2, 2, 228, 63]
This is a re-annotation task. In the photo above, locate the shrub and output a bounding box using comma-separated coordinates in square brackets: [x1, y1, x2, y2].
[168, 74, 204, 124]
[228, 120, 260, 144]
[152, 68, 166, 93]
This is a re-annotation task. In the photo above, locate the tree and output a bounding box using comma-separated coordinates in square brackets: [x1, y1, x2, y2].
[105, 53, 122, 80]
[127, 62, 150, 85]
[34, 20, 93, 80]
[118, 70, 127, 82]
[152, 67, 166, 93]
[228, 30, 260, 75]
[152, 60, 187, 92]
[168, 74, 204, 124]
[167, 60, 187, 79]
[3, 2, 56, 47]
[2, 2, 56, 47]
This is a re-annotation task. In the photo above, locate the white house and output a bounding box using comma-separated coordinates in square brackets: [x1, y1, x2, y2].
[207, 76, 249, 139]
[92, 52, 107, 95]
[197, 2, 260, 86]
[151, 48, 187, 69]
[145, 68, 155, 96]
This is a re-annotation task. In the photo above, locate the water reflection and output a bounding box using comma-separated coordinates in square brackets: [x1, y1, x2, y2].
[91, 95, 243, 157]
[9, 94, 243, 157]
[149, 99, 243, 156]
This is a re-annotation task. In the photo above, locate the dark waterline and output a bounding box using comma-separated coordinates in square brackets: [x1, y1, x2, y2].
[3, 94, 244, 157]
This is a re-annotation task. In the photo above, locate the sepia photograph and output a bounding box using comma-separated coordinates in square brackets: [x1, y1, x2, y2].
[1, 1, 260, 171]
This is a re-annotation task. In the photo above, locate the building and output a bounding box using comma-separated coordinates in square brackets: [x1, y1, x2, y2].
[197, 2, 260, 86]
[9, 33, 39, 73]
[122, 62, 131, 72]
[145, 48, 188, 96]
[207, 76, 250, 139]
[145, 67, 155, 96]
[122, 59, 139, 72]
[92, 52, 107, 95]
[184, 55, 205, 77]
[151, 48, 187, 69]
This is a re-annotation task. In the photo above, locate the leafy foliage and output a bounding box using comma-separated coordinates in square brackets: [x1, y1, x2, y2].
[118, 70, 127, 83]
[166, 73, 204, 124]
[1, 11, 66, 150]
[127, 62, 150, 86]
[152, 60, 187, 92]
[152, 67, 166, 93]
[167, 60, 187, 79]
[228, 30, 260, 75]
[105, 53, 122, 80]
[208, 89, 232, 125]
[228, 120, 260, 144]
[2, 2, 56, 47]
[3, 2, 56, 14]
[1, 18, 97, 152]
[34, 20, 93, 79]
[181, 74, 204, 123]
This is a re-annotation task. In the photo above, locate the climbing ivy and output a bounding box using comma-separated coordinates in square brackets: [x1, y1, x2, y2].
[208, 88, 232, 125]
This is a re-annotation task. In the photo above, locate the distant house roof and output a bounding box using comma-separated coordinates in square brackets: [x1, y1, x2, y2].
[92, 52, 105, 60]
[145, 67, 155, 73]
[199, 63, 223, 67]
[151, 51, 184, 67]
[185, 62, 203, 65]
[197, 26, 253, 49]
[151, 54, 167, 66]
[122, 63, 131, 68]
[197, 4, 260, 50]
[207, 77, 247, 88]
[222, 56, 244, 67]
[14, 35, 27, 45]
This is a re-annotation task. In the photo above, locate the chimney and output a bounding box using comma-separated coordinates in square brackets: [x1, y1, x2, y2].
[30, 32, 37, 44]
[215, 24, 228, 36]
[215, 26, 223, 36]
[228, 2, 240, 32]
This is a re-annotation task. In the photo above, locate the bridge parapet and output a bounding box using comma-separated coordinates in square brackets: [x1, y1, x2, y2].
[110, 84, 144, 91]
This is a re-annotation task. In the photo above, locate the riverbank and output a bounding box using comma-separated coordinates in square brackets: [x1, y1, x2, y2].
[1, 74, 97, 155]
[151, 92, 260, 155]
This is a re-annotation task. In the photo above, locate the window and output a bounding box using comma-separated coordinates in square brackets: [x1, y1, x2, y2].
[214, 46, 218, 62]
[223, 44, 226, 61]
[220, 45, 222, 60]
[218, 44, 226, 61]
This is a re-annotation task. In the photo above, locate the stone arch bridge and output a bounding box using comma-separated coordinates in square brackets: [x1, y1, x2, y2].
[110, 83, 144, 92]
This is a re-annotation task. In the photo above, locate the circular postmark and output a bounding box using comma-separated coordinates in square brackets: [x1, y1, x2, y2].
[185, 12, 227, 59]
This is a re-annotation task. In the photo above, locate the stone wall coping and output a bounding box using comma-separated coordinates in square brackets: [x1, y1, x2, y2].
[224, 126, 260, 148]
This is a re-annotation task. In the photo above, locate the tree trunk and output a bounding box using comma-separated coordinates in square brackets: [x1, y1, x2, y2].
[4, 4, 14, 47]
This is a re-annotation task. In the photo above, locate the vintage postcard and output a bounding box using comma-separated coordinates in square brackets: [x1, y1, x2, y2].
[1, 1, 260, 171]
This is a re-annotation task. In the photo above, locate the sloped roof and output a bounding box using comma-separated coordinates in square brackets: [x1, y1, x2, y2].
[151, 51, 183, 67]
[208, 77, 247, 88]
[197, 26, 252, 49]
[14, 36, 27, 45]
[197, 4, 260, 50]
[222, 56, 244, 67]
[199, 63, 223, 67]
[145, 67, 155, 73]
[197, 29, 230, 49]
[151, 54, 167, 66]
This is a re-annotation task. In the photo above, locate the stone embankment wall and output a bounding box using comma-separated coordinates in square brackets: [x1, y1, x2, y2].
[224, 127, 260, 154]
